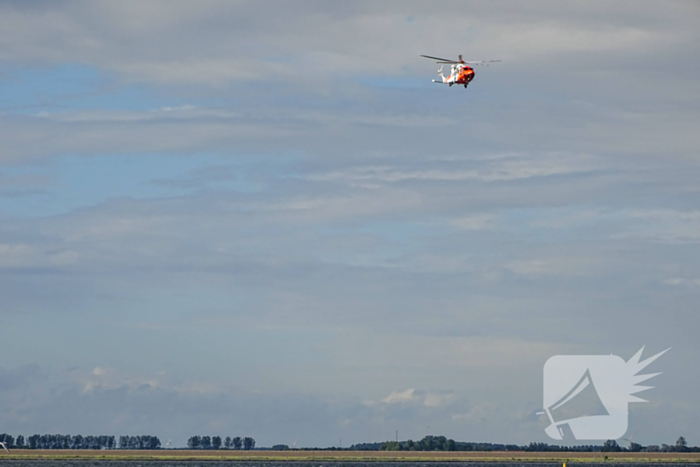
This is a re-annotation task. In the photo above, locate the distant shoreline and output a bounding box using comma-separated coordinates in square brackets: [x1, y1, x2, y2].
[3, 450, 700, 462]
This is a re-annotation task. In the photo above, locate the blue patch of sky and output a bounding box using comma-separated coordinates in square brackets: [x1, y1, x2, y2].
[3, 282, 333, 373]
[0, 63, 226, 113]
[357, 75, 424, 89]
[1, 63, 148, 112]
[0, 153, 268, 219]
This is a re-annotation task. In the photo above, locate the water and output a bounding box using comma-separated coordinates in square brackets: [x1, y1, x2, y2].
[0, 462, 696, 467]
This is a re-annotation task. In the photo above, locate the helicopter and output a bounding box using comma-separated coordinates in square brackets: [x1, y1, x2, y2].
[421, 55, 501, 88]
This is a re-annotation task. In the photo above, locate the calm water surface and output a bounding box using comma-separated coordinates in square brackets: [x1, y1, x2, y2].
[0, 463, 697, 467]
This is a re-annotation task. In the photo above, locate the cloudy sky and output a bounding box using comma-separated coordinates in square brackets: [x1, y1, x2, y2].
[1, 0, 699, 448]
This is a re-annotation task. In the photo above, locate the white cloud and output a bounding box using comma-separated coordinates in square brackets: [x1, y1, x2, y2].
[0, 243, 79, 269]
[663, 277, 700, 288]
[382, 388, 417, 404]
[423, 393, 454, 408]
[451, 403, 504, 424]
[619, 210, 700, 244]
[451, 214, 494, 231]
[307, 153, 603, 185]
[506, 257, 598, 277]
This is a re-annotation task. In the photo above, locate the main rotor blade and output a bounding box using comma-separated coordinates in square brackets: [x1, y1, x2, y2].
[420, 55, 457, 63]
[463, 60, 502, 64]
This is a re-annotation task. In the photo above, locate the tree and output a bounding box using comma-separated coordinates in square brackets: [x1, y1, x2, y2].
[15, 435, 25, 448]
[232, 437, 242, 450]
[676, 437, 688, 452]
[187, 436, 201, 450]
[602, 440, 621, 452]
[27, 435, 39, 449]
[147, 436, 161, 449]
[212, 436, 222, 450]
[243, 437, 255, 450]
[434, 436, 447, 451]
[224, 437, 232, 449]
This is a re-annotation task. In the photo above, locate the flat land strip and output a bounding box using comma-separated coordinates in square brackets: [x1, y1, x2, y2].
[3, 450, 700, 462]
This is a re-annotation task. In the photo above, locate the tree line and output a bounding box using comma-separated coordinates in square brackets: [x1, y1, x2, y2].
[118, 435, 161, 450]
[350, 435, 700, 453]
[0, 433, 159, 450]
[187, 435, 255, 450]
[356, 436, 521, 452]
[599, 437, 697, 453]
[1, 433, 697, 452]
[523, 437, 698, 453]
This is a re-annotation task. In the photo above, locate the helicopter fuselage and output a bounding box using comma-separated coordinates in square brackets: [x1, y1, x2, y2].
[434, 64, 475, 87]
[421, 54, 501, 89]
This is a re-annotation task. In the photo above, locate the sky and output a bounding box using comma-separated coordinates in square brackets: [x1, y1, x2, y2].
[1, 0, 699, 449]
